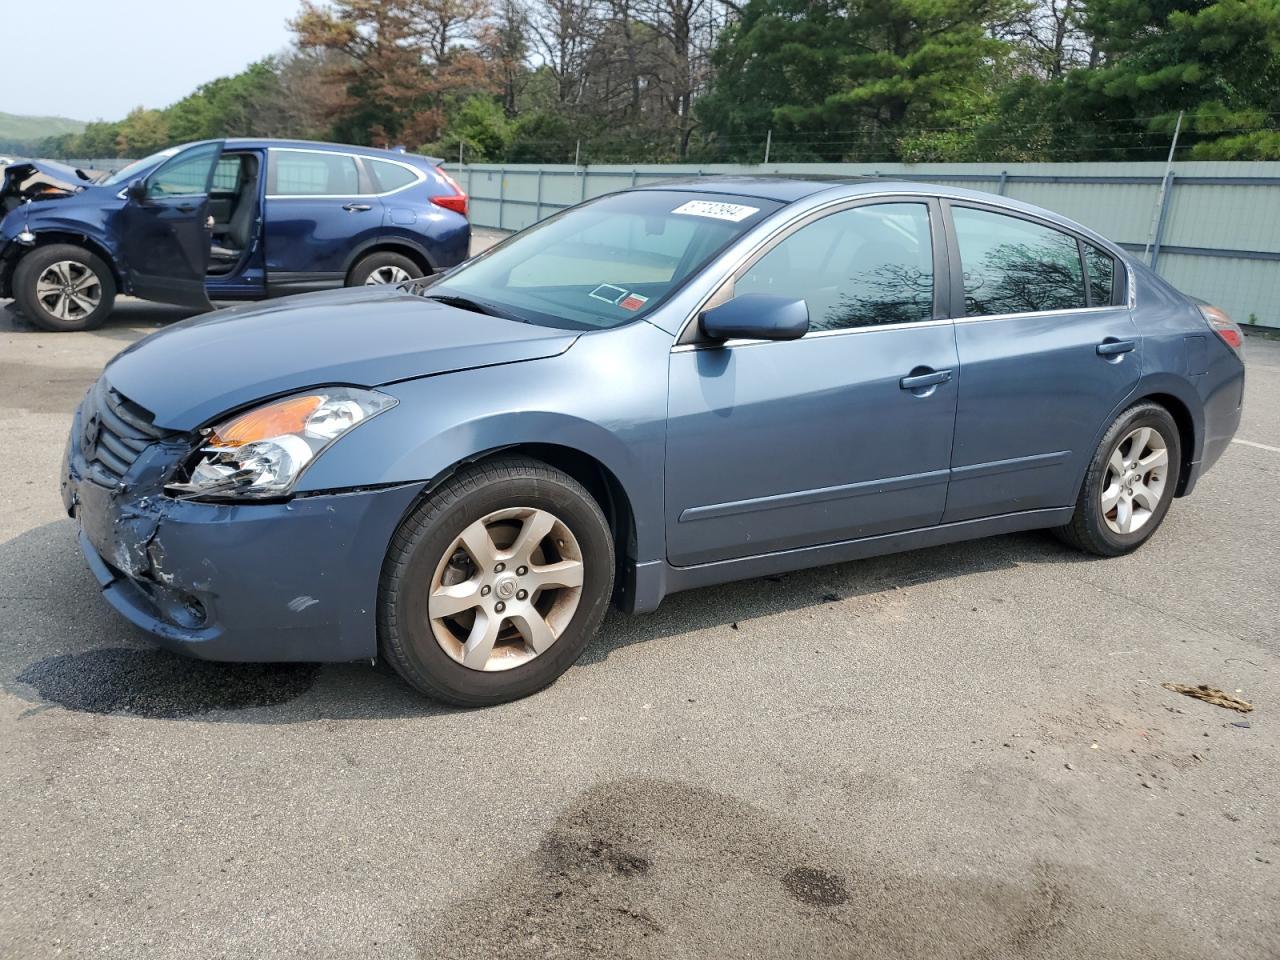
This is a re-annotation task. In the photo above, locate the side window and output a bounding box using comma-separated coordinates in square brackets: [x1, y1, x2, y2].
[367, 158, 421, 193]
[952, 206, 1086, 316]
[269, 150, 362, 196]
[210, 156, 241, 192]
[146, 143, 221, 198]
[1084, 243, 1117, 306]
[735, 202, 934, 331]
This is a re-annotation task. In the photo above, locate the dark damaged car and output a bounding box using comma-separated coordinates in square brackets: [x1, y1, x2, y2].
[62, 178, 1245, 706]
[1, 140, 470, 331]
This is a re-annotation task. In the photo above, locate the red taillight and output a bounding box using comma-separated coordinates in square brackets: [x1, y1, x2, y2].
[431, 167, 468, 218]
[1200, 304, 1244, 353]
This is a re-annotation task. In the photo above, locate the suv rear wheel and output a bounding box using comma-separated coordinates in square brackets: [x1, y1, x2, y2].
[348, 250, 424, 287]
[13, 244, 117, 332]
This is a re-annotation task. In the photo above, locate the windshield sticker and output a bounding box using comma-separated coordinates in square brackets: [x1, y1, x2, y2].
[619, 293, 648, 311]
[589, 284, 629, 305]
[671, 200, 760, 222]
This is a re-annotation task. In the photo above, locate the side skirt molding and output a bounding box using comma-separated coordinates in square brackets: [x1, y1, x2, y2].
[621, 506, 1075, 613]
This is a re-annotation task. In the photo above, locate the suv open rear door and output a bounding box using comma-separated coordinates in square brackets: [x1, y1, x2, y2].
[118, 140, 223, 310]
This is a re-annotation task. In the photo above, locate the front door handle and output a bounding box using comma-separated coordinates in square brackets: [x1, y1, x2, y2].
[342, 202, 373, 212]
[900, 368, 953, 391]
[1096, 339, 1136, 356]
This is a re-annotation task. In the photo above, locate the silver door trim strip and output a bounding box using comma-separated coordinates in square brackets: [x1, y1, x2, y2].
[678, 468, 950, 523]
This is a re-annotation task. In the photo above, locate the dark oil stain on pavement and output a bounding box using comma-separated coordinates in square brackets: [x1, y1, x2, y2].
[15, 647, 319, 718]
[416, 778, 1204, 960]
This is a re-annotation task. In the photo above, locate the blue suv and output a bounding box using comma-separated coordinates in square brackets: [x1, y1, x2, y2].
[0, 139, 471, 331]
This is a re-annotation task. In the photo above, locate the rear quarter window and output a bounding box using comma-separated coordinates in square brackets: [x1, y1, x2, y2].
[367, 159, 422, 194]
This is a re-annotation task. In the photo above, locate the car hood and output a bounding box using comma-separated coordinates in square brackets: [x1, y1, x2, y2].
[3, 159, 95, 190]
[105, 286, 579, 431]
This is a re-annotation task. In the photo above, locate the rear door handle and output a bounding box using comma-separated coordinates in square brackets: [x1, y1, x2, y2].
[342, 203, 373, 212]
[1096, 339, 1136, 356]
[900, 369, 953, 390]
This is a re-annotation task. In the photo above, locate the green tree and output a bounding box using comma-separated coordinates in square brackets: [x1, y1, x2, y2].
[1073, 0, 1280, 158]
[115, 108, 171, 157]
[697, 0, 1019, 161]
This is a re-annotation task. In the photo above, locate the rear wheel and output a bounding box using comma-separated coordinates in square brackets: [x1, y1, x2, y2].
[348, 251, 423, 287]
[13, 244, 116, 332]
[378, 457, 614, 706]
[1055, 402, 1181, 556]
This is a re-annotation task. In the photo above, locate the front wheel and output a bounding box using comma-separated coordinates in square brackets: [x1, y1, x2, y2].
[1055, 402, 1182, 557]
[13, 244, 117, 332]
[378, 457, 615, 706]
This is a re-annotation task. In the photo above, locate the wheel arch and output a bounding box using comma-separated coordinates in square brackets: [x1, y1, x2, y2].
[343, 238, 435, 282]
[3, 230, 124, 295]
[400, 442, 640, 606]
[1136, 391, 1197, 496]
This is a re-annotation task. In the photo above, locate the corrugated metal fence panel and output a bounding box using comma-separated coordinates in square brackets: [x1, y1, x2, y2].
[456, 161, 1280, 328]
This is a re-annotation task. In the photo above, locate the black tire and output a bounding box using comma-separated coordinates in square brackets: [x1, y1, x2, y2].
[346, 250, 424, 287]
[13, 244, 116, 332]
[1055, 402, 1182, 557]
[378, 457, 614, 706]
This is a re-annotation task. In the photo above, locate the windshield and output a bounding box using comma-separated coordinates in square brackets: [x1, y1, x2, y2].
[101, 147, 183, 187]
[429, 190, 781, 330]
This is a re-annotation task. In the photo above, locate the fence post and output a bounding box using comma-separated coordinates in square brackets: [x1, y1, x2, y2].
[632, 168, 638, 187]
[580, 165, 587, 202]
[997, 170, 1008, 196]
[1150, 172, 1176, 273]
[497, 168, 505, 231]
[535, 169, 543, 222]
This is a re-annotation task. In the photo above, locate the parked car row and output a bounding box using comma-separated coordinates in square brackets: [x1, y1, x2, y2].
[0, 139, 471, 331]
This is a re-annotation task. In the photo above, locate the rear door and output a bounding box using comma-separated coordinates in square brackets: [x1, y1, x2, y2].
[118, 140, 222, 309]
[941, 201, 1140, 522]
[263, 147, 385, 293]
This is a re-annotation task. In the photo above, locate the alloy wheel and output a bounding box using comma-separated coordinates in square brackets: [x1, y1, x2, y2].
[364, 265, 413, 285]
[428, 507, 585, 671]
[35, 261, 102, 321]
[1101, 426, 1169, 535]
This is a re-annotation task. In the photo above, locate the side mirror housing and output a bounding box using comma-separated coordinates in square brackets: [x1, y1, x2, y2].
[126, 178, 148, 203]
[700, 293, 809, 343]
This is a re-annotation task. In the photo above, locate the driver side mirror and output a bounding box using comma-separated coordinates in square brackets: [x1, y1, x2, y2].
[700, 294, 809, 343]
[126, 178, 148, 203]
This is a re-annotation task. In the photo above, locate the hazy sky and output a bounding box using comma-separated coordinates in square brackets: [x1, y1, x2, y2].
[2, 0, 303, 122]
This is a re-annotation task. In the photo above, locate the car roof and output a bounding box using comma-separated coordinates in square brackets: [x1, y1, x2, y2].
[220, 138, 442, 164]
[634, 175, 889, 202]
[634, 174, 1126, 257]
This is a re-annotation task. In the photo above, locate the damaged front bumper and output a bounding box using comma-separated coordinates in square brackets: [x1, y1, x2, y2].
[62, 386, 425, 662]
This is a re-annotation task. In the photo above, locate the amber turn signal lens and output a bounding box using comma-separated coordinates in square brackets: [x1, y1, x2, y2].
[208, 395, 324, 447]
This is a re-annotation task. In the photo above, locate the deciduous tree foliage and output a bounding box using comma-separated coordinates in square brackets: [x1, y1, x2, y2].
[22, 0, 1280, 162]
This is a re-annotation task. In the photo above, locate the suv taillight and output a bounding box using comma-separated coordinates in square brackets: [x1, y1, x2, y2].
[1200, 304, 1244, 353]
[431, 167, 468, 218]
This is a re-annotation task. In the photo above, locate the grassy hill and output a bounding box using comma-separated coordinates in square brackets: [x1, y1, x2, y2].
[0, 111, 86, 147]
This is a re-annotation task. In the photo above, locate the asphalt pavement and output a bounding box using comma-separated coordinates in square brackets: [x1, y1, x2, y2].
[0, 247, 1277, 958]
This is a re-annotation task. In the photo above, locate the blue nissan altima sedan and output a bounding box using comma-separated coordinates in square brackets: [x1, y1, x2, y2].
[61, 177, 1246, 705]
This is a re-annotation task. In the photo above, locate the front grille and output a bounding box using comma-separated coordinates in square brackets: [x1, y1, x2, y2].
[79, 380, 175, 488]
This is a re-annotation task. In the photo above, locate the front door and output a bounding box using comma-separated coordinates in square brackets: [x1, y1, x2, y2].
[941, 202, 1141, 522]
[263, 147, 385, 293]
[665, 199, 959, 567]
[118, 140, 222, 309]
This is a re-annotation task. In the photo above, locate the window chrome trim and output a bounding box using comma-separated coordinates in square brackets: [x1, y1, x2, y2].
[951, 304, 1119, 324]
[671, 316, 954, 353]
[264, 146, 426, 200]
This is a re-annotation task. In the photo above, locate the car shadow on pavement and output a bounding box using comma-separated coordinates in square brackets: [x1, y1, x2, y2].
[1, 517, 1091, 724]
[579, 528, 1093, 667]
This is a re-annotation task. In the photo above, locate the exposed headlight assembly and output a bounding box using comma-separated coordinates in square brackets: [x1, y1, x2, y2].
[166, 387, 396, 500]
